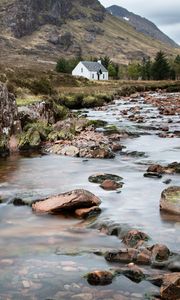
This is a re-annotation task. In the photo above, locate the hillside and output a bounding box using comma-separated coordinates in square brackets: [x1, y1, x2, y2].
[0, 0, 179, 68]
[107, 5, 178, 48]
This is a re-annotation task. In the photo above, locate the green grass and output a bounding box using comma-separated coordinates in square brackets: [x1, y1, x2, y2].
[16, 96, 42, 107]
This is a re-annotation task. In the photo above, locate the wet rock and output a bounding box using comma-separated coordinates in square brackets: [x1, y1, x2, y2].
[168, 261, 180, 272]
[163, 179, 172, 185]
[12, 198, 27, 206]
[89, 173, 123, 184]
[122, 230, 149, 248]
[160, 186, 180, 215]
[150, 244, 170, 262]
[117, 263, 145, 283]
[160, 273, 180, 300]
[120, 151, 147, 158]
[105, 248, 139, 263]
[148, 274, 164, 287]
[144, 172, 162, 179]
[147, 164, 165, 174]
[136, 249, 152, 265]
[79, 146, 115, 159]
[168, 162, 180, 174]
[32, 189, 101, 214]
[100, 179, 123, 191]
[75, 206, 101, 218]
[86, 270, 114, 285]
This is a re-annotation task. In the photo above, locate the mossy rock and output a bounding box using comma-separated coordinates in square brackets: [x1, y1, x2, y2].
[104, 125, 120, 134]
[89, 173, 123, 184]
[48, 130, 73, 142]
[0, 134, 9, 157]
[87, 119, 108, 128]
[160, 186, 180, 215]
[19, 128, 41, 150]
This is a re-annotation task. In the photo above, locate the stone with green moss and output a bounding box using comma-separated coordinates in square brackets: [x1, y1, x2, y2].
[0, 134, 9, 157]
[19, 128, 41, 150]
[160, 186, 180, 215]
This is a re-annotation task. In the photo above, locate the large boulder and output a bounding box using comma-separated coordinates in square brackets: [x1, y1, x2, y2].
[160, 186, 180, 215]
[0, 82, 19, 156]
[32, 189, 101, 214]
[160, 273, 180, 300]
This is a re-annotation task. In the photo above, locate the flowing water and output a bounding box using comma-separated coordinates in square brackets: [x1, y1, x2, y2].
[0, 93, 179, 299]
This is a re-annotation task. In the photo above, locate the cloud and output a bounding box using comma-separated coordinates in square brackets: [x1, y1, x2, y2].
[100, 0, 180, 44]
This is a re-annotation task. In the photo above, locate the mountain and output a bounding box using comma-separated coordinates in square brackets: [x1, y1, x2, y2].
[107, 5, 178, 48]
[0, 0, 179, 69]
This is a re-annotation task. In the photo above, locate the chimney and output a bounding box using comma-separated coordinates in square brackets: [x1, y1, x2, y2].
[97, 60, 102, 65]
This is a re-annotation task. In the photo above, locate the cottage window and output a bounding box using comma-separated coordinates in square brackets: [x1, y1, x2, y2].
[103, 74, 105, 79]
[92, 74, 94, 79]
[81, 68, 83, 73]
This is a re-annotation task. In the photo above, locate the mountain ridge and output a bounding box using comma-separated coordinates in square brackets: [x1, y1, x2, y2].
[107, 5, 178, 48]
[0, 0, 179, 69]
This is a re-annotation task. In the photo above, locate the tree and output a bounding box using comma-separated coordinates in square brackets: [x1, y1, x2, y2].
[56, 57, 81, 74]
[151, 51, 170, 80]
[141, 57, 152, 80]
[100, 56, 112, 69]
[174, 54, 180, 79]
[127, 62, 142, 80]
[108, 64, 117, 78]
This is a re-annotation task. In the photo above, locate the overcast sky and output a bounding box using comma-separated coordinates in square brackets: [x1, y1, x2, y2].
[100, 0, 180, 45]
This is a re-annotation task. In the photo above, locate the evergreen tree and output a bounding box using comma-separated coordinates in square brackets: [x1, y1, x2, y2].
[151, 51, 170, 80]
[100, 56, 112, 69]
[174, 55, 180, 79]
[141, 57, 152, 80]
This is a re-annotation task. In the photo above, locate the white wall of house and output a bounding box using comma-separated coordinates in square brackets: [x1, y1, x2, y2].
[72, 62, 90, 79]
[72, 62, 108, 81]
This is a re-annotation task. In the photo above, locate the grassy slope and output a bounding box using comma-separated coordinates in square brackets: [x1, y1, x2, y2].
[0, 0, 179, 67]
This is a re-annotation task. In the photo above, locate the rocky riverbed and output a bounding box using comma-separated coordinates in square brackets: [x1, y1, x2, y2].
[0, 91, 179, 299]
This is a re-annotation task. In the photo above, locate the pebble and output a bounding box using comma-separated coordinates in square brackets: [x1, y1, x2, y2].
[22, 280, 31, 288]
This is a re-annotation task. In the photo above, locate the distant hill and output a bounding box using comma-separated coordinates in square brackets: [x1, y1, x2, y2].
[107, 5, 179, 48]
[0, 0, 179, 69]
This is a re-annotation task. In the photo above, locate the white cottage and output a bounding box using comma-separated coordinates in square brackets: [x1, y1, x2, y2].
[72, 60, 108, 80]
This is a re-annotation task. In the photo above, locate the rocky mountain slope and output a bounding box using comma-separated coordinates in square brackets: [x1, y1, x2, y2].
[0, 0, 179, 68]
[107, 5, 178, 48]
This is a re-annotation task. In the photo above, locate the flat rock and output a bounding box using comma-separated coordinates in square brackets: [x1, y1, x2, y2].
[32, 189, 101, 214]
[160, 273, 180, 300]
[89, 173, 123, 184]
[160, 186, 180, 215]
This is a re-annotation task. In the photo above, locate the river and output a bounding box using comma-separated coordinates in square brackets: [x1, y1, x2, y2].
[0, 93, 179, 299]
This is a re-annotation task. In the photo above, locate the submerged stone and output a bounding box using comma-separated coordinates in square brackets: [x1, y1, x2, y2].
[88, 173, 123, 184]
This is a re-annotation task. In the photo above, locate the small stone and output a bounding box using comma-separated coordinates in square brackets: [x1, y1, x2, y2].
[100, 179, 123, 191]
[22, 280, 31, 288]
[86, 270, 114, 285]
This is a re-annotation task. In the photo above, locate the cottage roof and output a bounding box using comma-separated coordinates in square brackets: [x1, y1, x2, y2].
[81, 61, 108, 73]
